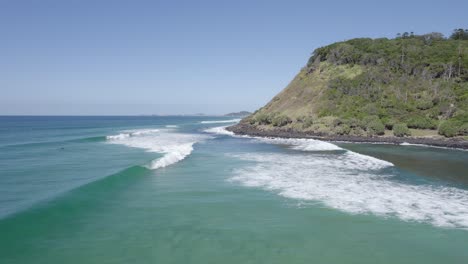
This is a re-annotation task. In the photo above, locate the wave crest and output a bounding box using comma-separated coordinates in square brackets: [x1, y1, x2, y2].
[200, 119, 241, 124]
[107, 129, 207, 170]
[203, 126, 235, 136]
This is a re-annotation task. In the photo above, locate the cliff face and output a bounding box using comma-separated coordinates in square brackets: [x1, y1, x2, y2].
[233, 34, 468, 139]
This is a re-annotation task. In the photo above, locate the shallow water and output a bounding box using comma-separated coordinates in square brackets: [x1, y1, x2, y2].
[0, 116, 467, 263]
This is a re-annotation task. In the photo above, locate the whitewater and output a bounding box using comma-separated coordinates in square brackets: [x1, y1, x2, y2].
[205, 125, 468, 229]
[107, 128, 209, 169]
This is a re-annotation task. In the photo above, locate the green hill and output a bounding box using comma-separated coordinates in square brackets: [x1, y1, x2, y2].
[237, 30, 468, 139]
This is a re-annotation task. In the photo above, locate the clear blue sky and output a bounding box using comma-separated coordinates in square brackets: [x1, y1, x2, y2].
[1, 0, 467, 115]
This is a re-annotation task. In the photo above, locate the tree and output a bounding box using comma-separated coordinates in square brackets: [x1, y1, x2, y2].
[450, 28, 468, 40]
[422, 32, 445, 45]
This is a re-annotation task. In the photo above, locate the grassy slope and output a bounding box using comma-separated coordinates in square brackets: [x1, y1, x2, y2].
[257, 63, 362, 120]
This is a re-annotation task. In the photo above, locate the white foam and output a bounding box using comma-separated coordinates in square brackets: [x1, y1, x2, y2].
[230, 151, 468, 229]
[148, 142, 194, 169]
[201, 120, 343, 152]
[205, 127, 343, 152]
[106, 133, 131, 140]
[203, 126, 342, 151]
[203, 126, 235, 136]
[107, 129, 207, 170]
[254, 137, 343, 151]
[165, 125, 178, 128]
[204, 126, 342, 153]
[106, 129, 160, 140]
[400, 142, 434, 148]
[200, 119, 241, 124]
[400, 142, 468, 151]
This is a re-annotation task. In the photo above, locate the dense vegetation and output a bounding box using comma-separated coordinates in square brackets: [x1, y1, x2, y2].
[247, 29, 468, 138]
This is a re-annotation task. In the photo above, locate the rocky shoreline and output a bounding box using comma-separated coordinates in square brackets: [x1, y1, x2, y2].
[227, 123, 468, 150]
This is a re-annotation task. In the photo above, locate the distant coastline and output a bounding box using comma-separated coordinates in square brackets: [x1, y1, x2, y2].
[227, 123, 468, 149]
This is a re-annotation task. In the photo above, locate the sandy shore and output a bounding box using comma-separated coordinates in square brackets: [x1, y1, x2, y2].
[227, 123, 468, 150]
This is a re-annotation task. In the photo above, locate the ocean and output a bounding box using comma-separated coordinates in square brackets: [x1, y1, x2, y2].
[0, 116, 467, 263]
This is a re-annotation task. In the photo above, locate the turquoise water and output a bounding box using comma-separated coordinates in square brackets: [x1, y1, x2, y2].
[0, 116, 467, 263]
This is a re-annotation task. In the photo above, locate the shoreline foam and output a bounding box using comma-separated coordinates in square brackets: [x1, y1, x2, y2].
[227, 123, 468, 150]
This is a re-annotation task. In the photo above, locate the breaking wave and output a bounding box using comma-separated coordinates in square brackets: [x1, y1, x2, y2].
[107, 129, 207, 170]
[229, 138, 468, 229]
[204, 125, 341, 151]
[253, 137, 342, 151]
[200, 119, 241, 124]
[203, 126, 235, 136]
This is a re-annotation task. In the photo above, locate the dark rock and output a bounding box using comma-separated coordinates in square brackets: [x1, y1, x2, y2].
[227, 123, 468, 149]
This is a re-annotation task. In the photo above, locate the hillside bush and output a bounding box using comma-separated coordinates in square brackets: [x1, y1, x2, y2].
[255, 113, 272, 125]
[438, 120, 460, 137]
[367, 119, 385, 136]
[416, 99, 433, 110]
[361, 115, 381, 132]
[349, 127, 366, 136]
[459, 123, 468, 135]
[438, 113, 468, 137]
[343, 118, 361, 128]
[318, 116, 341, 127]
[272, 115, 292, 127]
[300, 116, 315, 128]
[393, 123, 411, 137]
[406, 115, 438, 129]
[381, 117, 396, 129]
[310, 123, 332, 135]
[334, 124, 351, 135]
